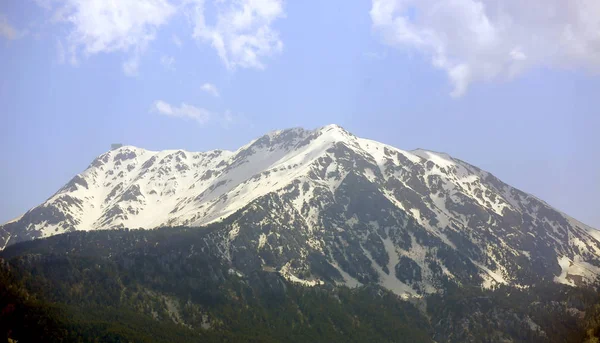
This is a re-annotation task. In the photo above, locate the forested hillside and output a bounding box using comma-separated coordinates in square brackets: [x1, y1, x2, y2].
[2, 227, 600, 342]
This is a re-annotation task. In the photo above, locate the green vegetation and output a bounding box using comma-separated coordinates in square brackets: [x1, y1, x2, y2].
[1, 227, 600, 342]
[0, 227, 431, 342]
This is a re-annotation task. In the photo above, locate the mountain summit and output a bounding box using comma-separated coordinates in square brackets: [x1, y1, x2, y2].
[2, 124, 599, 296]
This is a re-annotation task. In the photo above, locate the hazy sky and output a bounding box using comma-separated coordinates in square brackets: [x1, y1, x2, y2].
[1, 0, 599, 228]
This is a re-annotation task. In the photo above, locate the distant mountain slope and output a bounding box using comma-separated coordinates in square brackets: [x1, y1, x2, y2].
[2, 124, 599, 296]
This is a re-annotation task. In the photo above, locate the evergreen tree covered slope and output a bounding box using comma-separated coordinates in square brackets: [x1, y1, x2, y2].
[2, 227, 600, 342]
[0, 227, 432, 342]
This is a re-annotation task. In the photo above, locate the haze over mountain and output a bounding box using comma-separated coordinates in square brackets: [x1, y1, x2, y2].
[2, 124, 599, 297]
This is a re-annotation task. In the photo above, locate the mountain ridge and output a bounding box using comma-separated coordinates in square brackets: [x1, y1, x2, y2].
[2, 124, 599, 297]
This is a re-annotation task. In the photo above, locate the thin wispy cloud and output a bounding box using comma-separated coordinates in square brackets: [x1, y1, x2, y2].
[0, 14, 19, 40]
[122, 44, 149, 77]
[188, 0, 285, 70]
[223, 110, 234, 124]
[161, 55, 176, 71]
[153, 100, 212, 125]
[172, 34, 182, 47]
[152, 100, 243, 128]
[123, 55, 140, 76]
[363, 51, 387, 61]
[370, 0, 600, 97]
[201, 83, 220, 97]
[56, 38, 78, 65]
[221, 110, 253, 130]
[56, 39, 65, 64]
[219, 110, 248, 129]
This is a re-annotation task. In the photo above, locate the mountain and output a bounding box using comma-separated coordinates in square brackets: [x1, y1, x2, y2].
[0, 227, 436, 343]
[2, 227, 598, 343]
[2, 124, 600, 297]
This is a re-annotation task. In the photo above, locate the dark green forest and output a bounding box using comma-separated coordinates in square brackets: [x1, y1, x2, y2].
[2, 227, 600, 342]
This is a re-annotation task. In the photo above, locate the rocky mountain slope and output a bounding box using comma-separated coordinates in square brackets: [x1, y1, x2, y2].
[2, 124, 599, 296]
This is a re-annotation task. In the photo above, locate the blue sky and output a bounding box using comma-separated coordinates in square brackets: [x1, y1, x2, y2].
[1, 0, 599, 228]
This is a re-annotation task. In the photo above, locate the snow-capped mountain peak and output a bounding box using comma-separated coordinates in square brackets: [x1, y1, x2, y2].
[2, 125, 599, 297]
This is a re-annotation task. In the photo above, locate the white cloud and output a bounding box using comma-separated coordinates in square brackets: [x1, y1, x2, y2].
[370, 0, 600, 97]
[152, 100, 241, 128]
[33, 0, 286, 73]
[201, 82, 220, 97]
[161, 55, 176, 70]
[0, 14, 19, 40]
[188, 0, 285, 70]
[41, 0, 175, 73]
[153, 100, 212, 125]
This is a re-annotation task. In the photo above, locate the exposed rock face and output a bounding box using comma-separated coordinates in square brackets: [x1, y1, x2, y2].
[2, 124, 599, 296]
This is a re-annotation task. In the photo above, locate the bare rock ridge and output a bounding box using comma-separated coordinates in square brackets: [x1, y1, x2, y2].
[2, 124, 599, 297]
